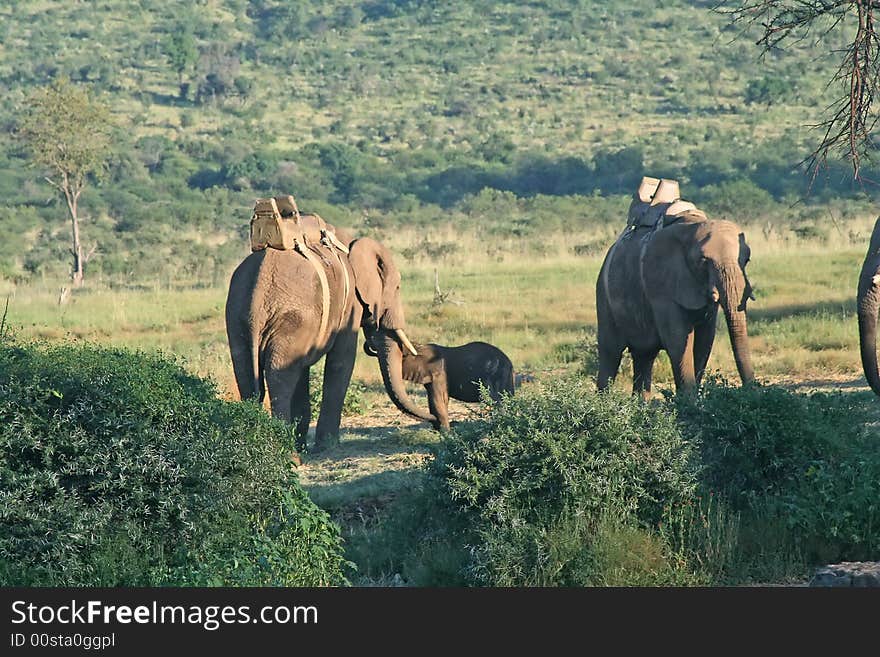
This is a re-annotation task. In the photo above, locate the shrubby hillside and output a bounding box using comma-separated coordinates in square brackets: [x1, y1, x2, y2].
[0, 0, 872, 283]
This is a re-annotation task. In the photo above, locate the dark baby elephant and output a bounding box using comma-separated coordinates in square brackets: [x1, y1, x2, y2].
[364, 336, 515, 430]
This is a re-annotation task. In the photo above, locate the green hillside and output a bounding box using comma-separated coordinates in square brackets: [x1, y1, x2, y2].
[0, 0, 871, 284]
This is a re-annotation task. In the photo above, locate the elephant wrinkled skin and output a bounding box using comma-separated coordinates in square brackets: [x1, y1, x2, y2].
[225, 224, 434, 451]
[596, 215, 756, 396]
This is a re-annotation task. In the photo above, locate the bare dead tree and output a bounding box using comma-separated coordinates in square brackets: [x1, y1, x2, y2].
[719, 1, 880, 181]
[432, 269, 463, 307]
[0, 296, 9, 339]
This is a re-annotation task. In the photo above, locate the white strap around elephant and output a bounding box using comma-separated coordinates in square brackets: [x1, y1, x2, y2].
[333, 248, 351, 330]
[321, 230, 352, 330]
[294, 238, 331, 341]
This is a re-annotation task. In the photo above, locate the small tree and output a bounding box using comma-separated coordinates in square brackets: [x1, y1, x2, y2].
[17, 77, 112, 289]
[165, 30, 198, 99]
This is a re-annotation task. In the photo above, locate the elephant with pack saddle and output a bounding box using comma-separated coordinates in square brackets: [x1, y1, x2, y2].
[857, 217, 880, 396]
[225, 195, 436, 451]
[596, 180, 756, 396]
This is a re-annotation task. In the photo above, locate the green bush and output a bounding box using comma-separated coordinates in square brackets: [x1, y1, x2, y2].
[0, 339, 350, 586]
[342, 472, 476, 587]
[424, 379, 698, 585]
[677, 380, 880, 564]
[308, 362, 368, 419]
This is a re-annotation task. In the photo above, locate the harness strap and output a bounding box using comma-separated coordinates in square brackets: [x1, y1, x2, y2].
[334, 248, 351, 329]
[294, 238, 331, 341]
[321, 230, 351, 331]
[322, 228, 350, 254]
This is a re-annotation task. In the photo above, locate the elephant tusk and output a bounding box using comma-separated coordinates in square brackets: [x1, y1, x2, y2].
[395, 329, 419, 356]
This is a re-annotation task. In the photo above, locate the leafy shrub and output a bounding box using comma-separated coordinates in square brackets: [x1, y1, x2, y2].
[308, 362, 369, 419]
[790, 224, 829, 242]
[701, 179, 776, 219]
[398, 238, 459, 262]
[424, 379, 698, 585]
[677, 380, 880, 564]
[0, 339, 349, 586]
[744, 75, 795, 106]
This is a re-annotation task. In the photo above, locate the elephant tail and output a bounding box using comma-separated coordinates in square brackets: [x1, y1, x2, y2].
[252, 333, 265, 402]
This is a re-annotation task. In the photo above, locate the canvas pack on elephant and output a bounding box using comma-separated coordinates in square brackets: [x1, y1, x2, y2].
[626, 176, 707, 232]
[226, 195, 435, 452]
[597, 177, 755, 397]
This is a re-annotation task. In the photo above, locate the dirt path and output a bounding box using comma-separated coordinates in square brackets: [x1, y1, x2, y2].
[297, 398, 484, 515]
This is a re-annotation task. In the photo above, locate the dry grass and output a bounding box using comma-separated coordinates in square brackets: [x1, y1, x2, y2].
[1, 214, 875, 403]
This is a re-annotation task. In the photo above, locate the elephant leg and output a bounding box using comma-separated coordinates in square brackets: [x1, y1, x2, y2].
[693, 310, 718, 386]
[425, 376, 450, 431]
[597, 341, 624, 391]
[654, 306, 697, 393]
[596, 291, 624, 391]
[265, 365, 303, 425]
[314, 329, 358, 451]
[667, 330, 697, 392]
[291, 366, 311, 452]
[228, 325, 261, 401]
[631, 349, 659, 400]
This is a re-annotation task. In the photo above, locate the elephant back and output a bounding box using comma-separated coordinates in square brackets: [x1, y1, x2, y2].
[248, 196, 354, 341]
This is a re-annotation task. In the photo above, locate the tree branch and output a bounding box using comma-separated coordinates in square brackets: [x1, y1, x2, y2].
[43, 176, 62, 192]
[719, 1, 880, 180]
[83, 243, 98, 263]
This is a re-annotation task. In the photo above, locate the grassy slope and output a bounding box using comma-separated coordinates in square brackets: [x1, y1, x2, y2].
[0, 1, 867, 286]
[0, 2, 848, 165]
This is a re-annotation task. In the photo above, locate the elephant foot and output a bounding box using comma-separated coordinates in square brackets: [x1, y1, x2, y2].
[312, 434, 340, 453]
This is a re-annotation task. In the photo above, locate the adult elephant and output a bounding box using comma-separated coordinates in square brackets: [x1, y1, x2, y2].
[596, 213, 756, 397]
[857, 217, 880, 396]
[225, 206, 435, 452]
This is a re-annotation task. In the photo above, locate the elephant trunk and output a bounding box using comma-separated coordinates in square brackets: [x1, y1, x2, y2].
[376, 331, 437, 424]
[717, 263, 755, 385]
[857, 227, 880, 396]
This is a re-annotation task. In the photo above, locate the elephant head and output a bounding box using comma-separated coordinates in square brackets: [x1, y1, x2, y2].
[644, 219, 756, 385]
[348, 237, 437, 424]
[857, 217, 880, 396]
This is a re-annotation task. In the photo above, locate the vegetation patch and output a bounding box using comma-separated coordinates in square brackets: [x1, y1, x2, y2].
[0, 338, 350, 586]
[354, 377, 880, 586]
[364, 379, 699, 586]
[678, 380, 880, 571]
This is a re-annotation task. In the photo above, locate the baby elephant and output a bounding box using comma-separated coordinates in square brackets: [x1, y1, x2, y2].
[365, 337, 515, 430]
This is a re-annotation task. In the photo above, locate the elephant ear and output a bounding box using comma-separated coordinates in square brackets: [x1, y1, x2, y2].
[348, 237, 385, 322]
[641, 227, 707, 310]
